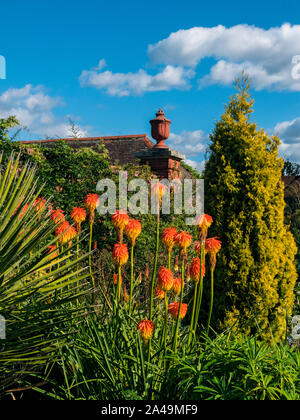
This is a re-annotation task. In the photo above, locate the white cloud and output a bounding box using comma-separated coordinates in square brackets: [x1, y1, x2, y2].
[274, 117, 300, 163]
[148, 23, 300, 91]
[79, 64, 194, 96]
[184, 158, 206, 173]
[0, 84, 88, 138]
[168, 129, 208, 156]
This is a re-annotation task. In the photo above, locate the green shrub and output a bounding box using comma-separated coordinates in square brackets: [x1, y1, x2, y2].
[204, 76, 298, 342]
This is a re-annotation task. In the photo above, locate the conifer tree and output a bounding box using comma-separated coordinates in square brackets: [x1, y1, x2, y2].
[204, 75, 297, 342]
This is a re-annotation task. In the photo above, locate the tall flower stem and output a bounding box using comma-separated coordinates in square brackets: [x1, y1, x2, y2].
[168, 251, 171, 270]
[147, 212, 160, 370]
[149, 213, 160, 321]
[163, 293, 169, 353]
[207, 268, 214, 334]
[188, 281, 199, 347]
[173, 257, 185, 352]
[89, 222, 95, 289]
[193, 242, 205, 335]
[129, 244, 134, 314]
[117, 264, 122, 304]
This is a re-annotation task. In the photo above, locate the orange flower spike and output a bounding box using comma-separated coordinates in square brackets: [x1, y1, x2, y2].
[157, 266, 174, 292]
[112, 210, 130, 231]
[168, 302, 188, 320]
[175, 231, 192, 254]
[137, 319, 155, 344]
[151, 181, 167, 203]
[196, 214, 213, 240]
[162, 227, 177, 253]
[125, 219, 142, 246]
[33, 197, 47, 212]
[172, 277, 183, 297]
[85, 193, 99, 224]
[112, 243, 129, 267]
[55, 221, 77, 245]
[190, 258, 206, 283]
[205, 237, 222, 269]
[71, 207, 86, 233]
[50, 209, 65, 224]
[155, 286, 165, 299]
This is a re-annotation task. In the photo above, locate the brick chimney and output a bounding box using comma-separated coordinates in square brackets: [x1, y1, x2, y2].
[135, 109, 185, 179]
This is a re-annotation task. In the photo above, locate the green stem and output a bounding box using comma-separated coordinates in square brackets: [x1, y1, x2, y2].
[193, 243, 205, 335]
[173, 257, 185, 352]
[147, 212, 160, 376]
[129, 244, 134, 314]
[149, 213, 160, 321]
[89, 222, 95, 289]
[188, 281, 199, 347]
[168, 251, 171, 270]
[164, 293, 169, 354]
[117, 265, 122, 304]
[207, 268, 214, 335]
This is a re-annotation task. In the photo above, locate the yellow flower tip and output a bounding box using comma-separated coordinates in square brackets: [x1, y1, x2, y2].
[157, 266, 174, 292]
[162, 227, 177, 252]
[168, 302, 188, 320]
[137, 319, 155, 344]
[125, 218, 142, 245]
[112, 243, 129, 266]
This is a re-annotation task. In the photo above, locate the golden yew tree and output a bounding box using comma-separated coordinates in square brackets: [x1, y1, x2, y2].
[204, 76, 297, 342]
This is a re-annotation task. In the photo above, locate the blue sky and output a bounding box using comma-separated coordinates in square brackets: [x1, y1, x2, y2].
[1, 0, 300, 170]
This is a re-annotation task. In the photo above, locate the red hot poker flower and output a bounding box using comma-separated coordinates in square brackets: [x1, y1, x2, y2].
[196, 214, 213, 240]
[205, 237, 222, 269]
[137, 319, 155, 344]
[172, 277, 183, 297]
[71, 207, 86, 233]
[168, 302, 188, 320]
[85, 194, 99, 224]
[175, 231, 192, 254]
[190, 257, 206, 283]
[112, 243, 129, 267]
[33, 197, 47, 213]
[125, 219, 142, 246]
[55, 221, 77, 245]
[162, 227, 177, 253]
[157, 266, 174, 292]
[50, 209, 65, 224]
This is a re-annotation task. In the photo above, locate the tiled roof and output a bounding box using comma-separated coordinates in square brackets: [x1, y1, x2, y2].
[21, 134, 155, 165]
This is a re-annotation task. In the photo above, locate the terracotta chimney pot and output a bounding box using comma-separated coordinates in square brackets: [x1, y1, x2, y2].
[150, 109, 171, 149]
